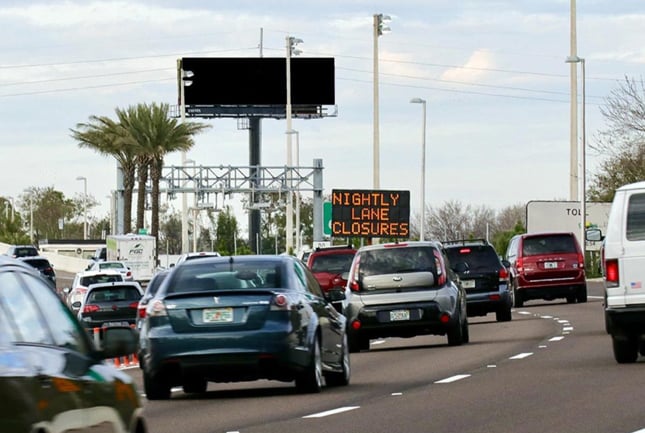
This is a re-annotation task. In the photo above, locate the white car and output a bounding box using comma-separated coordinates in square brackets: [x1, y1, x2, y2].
[88, 260, 134, 281]
[65, 270, 124, 311]
[173, 251, 221, 267]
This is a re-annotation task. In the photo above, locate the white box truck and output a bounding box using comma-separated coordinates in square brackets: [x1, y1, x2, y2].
[106, 234, 156, 283]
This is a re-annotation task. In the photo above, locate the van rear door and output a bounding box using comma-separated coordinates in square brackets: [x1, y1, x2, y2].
[619, 191, 645, 305]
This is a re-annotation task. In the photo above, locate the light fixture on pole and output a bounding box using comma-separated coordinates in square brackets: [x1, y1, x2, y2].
[373, 13, 391, 191]
[286, 129, 301, 252]
[185, 159, 198, 253]
[565, 55, 586, 252]
[285, 35, 303, 255]
[410, 97, 427, 241]
[76, 176, 88, 240]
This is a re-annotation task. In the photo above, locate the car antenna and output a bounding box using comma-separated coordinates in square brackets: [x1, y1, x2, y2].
[228, 256, 234, 271]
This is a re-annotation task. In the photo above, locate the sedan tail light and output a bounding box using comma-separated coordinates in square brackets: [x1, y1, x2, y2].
[270, 293, 290, 310]
[147, 299, 168, 317]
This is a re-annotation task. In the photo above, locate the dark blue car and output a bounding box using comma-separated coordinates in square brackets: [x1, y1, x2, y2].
[139, 254, 349, 399]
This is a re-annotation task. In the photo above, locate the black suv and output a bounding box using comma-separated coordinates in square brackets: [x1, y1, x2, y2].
[443, 239, 512, 322]
[18, 256, 56, 288]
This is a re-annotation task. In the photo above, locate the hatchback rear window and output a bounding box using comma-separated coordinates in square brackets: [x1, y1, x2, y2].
[88, 287, 141, 303]
[359, 247, 436, 276]
[522, 235, 577, 256]
[81, 274, 123, 286]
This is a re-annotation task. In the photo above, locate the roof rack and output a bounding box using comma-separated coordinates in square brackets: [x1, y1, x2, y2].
[442, 239, 489, 246]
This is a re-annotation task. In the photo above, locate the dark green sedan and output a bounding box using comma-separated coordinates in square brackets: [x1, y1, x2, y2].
[139, 254, 350, 399]
[0, 255, 145, 433]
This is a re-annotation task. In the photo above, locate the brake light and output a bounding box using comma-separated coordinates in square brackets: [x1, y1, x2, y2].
[351, 320, 361, 330]
[516, 257, 523, 272]
[128, 301, 139, 309]
[350, 281, 360, 292]
[147, 299, 168, 317]
[578, 253, 585, 270]
[499, 267, 509, 280]
[138, 305, 146, 319]
[126, 271, 132, 278]
[439, 313, 451, 323]
[274, 294, 288, 308]
[83, 304, 100, 314]
[605, 259, 619, 287]
[459, 248, 471, 254]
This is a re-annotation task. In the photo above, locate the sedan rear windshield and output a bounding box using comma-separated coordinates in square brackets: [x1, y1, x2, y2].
[169, 261, 283, 293]
[22, 259, 51, 269]
[522, 235, 577, 256]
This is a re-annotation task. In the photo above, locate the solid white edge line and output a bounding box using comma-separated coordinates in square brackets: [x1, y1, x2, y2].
[303, 406, 360, 418]
[434, 374, 471, 384]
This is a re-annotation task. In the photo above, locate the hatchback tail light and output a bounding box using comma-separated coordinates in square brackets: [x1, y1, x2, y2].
[605, 259, 619, 287]
[128, 301, 139, 309]
[138, 305, 147, 319]
[271, 293, 290, 310]
[83, 304, 100, 314]
[578, 253, 585, 271]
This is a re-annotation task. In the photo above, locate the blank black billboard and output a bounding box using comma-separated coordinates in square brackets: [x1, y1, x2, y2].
[181, 57, 335, 106]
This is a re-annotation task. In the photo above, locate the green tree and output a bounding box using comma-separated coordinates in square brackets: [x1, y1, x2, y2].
[18, 187, 79, 242]
[214, 206, 239, 256]
[71, 114, 138, 234]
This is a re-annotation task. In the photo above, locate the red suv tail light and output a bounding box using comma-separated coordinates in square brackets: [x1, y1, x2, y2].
[499, 267, 509, 281]
[83, 304, 100, 314]
[605, 259, 619, 287]
[516, 257, 523, 272]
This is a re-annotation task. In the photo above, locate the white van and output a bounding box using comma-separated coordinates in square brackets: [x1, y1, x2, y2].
[589, 180, 645, 363]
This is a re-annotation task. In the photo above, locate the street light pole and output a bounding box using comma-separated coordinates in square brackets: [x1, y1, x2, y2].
[286, 35, 302, 255]
[287, 129, 301, 251]
[566, 56, 586, 251]
[410, 98, 427, 241]
[373, 13, 391, 191]
[76, 176, 88, 239]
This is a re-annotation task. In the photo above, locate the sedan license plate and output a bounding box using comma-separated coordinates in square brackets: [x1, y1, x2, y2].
[544, 261, 558, 269]
[461, 279, 476, 289]
[203, 308, 234, 323]
[103, 321, 129, 328]
[390, 309, 410, 321]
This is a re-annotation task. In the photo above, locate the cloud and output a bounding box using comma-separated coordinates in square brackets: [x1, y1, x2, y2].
[440, 49, 495, 82]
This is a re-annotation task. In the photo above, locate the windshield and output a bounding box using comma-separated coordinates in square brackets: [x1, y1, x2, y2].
[359, 247, 436, 276]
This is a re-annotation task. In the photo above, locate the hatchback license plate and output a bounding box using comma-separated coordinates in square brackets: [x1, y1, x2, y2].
[203, 308, 233, 323]
[544, 261, 558, 269]
[103, 321, 129, 328]
[390, 309, 410, 321]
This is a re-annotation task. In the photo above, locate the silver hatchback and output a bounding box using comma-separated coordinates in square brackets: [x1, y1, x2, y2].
[343, 241, 469, 352]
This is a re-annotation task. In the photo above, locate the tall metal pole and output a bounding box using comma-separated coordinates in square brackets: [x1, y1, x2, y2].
[76, 176, 88, 239]
[179, 59, 189, 253]
[295, 131, 301, 251]
[411, 98, 427, 241]
[580, 58, 586, 253]
[285, 36, 302, 255]
[569, 0, 579, 201]
[373, 14, 381, 190]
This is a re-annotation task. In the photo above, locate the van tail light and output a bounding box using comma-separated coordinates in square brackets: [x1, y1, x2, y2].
[350, 281, 360, 292]
[516, 257, 523, 272]
[605, 259, 619, 287]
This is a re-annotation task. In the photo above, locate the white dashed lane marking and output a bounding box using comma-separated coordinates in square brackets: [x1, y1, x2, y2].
[302, 406, 360, 418]
[434, 374, 471, 384]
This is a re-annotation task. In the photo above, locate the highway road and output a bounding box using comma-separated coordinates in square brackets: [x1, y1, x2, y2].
[105, 280, 645, 433]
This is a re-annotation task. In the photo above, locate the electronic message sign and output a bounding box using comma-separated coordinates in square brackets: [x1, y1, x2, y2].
[331, 189, 410, 238]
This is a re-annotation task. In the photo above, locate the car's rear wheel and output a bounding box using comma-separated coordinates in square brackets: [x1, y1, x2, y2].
[496, 306, 512, 322]
[143, 370, 171, 400]
[577, 285, 588, 303]
[566, 294, 576, 304]
[612, 335, 639, 363]
[348, 334, 370, 353]
[296, 337, 323, 393]
[182, 376, 207, 394]
[447, 312, 465, 346]
[513, 283, 524, 308]
[325, 334, 350, 387]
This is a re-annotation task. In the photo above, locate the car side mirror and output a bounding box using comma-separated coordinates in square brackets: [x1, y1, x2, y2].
[63, 287, 71, 295]
[586, 228, 603, 242]
[325, 288, 346, 303]
[72, 301, 81, 309]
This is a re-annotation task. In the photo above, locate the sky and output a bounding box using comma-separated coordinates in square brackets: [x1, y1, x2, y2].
[1, 0, 644, 237]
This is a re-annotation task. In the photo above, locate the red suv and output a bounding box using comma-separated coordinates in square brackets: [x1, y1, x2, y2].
[305, 245, 357, 292]
[505, 232, 587, 307]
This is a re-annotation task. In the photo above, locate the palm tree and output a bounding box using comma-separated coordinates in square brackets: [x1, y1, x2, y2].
[121, 103, 211, 256]
[71, 115, 139, 234]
